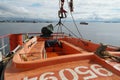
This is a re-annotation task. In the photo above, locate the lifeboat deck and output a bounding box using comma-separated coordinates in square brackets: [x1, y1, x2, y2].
[4, 36, 120, 80]
[5, 54, 120, 80]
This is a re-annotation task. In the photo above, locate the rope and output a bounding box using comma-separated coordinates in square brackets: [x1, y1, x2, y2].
[54, 18, 65, 39]
[95, 43, 120, 62]
[55, 0, 87, 46]
[66, 0, 83, 39]
[62, 24, 78, 38]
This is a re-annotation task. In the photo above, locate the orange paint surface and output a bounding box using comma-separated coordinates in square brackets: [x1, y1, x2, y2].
[4, 35, 120, 80]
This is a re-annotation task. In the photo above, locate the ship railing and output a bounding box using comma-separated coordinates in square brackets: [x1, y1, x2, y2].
[0, 34, 10, 57]
[0, 32, 72, 56]
[23, 32, 70, 40]
[11, 45, 22, 54]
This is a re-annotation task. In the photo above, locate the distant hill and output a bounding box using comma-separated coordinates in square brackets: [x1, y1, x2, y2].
[0, 17, 53, 23]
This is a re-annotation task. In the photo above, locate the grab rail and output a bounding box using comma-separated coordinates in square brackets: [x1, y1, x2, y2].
[0, 34, 10, 56]
[0, 32, 68, 56]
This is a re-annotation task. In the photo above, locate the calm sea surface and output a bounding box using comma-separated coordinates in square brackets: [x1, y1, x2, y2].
[0, 22, 120, 46]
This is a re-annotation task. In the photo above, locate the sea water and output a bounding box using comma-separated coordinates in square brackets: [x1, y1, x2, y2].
[0, 22, 120, 46]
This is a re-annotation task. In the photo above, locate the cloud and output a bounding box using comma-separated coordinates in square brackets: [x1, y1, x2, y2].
[0, 0, 59, 20]
[30, 3, 41, 7]
[0, 3, 31, 18]
[73, 0, 120, 21]
[0, 0, 120, 21]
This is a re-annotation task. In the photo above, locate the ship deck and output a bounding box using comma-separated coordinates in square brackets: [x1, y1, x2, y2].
[4, 54, 120, 80]
[3, 36, 120, 80]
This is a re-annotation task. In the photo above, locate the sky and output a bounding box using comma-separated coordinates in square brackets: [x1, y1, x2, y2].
[0, 0, 120, 21]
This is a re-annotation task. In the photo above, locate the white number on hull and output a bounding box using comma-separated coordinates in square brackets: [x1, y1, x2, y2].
[23, 64, 113, 80]
[39, 72, 57, 80]
[74, 66, 97, 80]
[59, 68, 78, 80]
[23, 77, 38, 80]
[91, 64, 113, 76]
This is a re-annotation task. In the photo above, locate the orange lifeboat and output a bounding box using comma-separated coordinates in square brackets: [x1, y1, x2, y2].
[1, 0, 120, 79]
[2, 33, 120, 80]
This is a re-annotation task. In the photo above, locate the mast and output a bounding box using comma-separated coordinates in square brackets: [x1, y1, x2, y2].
[69, 0, 73, 12]
[55, 0, 76, 38]
[56, 0, 74, 26]
[56, 0, 85, 44]
[58, 0, 73, 19]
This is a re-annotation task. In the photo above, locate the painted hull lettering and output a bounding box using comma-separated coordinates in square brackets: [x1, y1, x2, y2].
[23, 64, 113, 80]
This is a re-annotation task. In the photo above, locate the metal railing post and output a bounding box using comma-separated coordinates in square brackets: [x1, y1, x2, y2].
[1, 38, 5, 56]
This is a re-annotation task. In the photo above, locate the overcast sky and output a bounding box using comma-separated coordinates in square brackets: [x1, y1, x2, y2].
[0, 0, 120, 21]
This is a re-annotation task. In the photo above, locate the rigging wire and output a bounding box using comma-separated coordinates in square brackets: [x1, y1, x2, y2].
[54, 0, 83, 39]
[54, 18, 79, 39]
[54, 17, 78, 38]
[62, 24, 78, 37]
[54, 0, 88, 46]
[66, 0, 83, 39]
